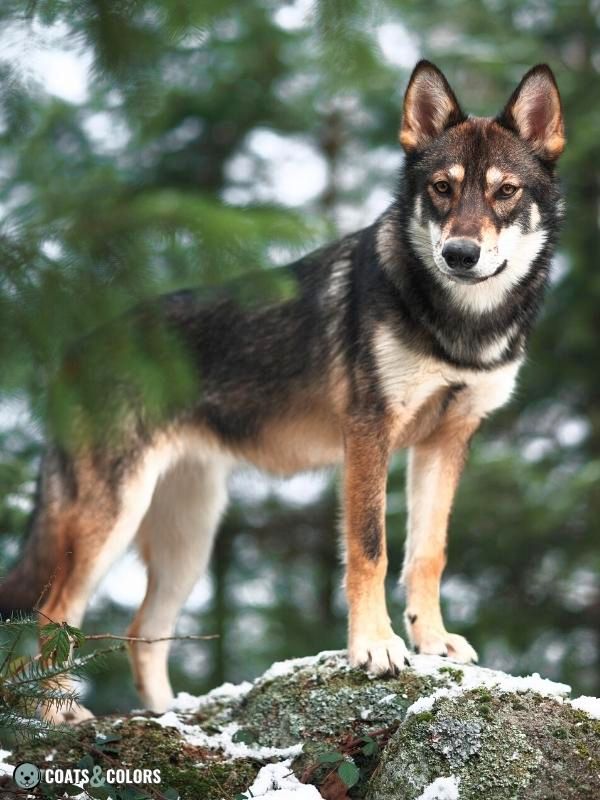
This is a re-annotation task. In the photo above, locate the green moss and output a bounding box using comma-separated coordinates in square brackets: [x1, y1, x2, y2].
[367, 691, 600, 800]
[412, 711, 434, 724]
[234, 654, 440, 748]
[438, 665, 465, 684]
[7, 656, 600, 800]
[10, 718, 259, 800]
[475, 688, 493, 703]
[158, 758, 259, 799]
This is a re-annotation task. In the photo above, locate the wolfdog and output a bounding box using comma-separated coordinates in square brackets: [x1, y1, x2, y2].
[0, 61, 565, 721]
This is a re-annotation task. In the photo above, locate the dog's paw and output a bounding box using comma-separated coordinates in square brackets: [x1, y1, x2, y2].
[413, 630, 478, 664]
[43, 702, 95, 726]
[348, 634, 411, 677]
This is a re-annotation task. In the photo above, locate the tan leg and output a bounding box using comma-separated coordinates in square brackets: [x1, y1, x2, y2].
[402, 412, 480, 662]
[344, 418, 409, 675]
[129, 458, 228, 712]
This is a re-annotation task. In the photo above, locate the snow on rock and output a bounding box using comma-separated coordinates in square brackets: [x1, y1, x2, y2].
[151, 711, 183, 730]
[415, 775, 461, 800]
[151, 713, 302, 761]
[241, 761, 324, 799]
[259, 651, 344, 682]
[570, 695, 600, 720]
[495, 672, 570, 698]
[406, 689, 452, 718]
[0, 749, 14, 777]
[169, 680, 253, 712]
[407, 654, 570, 717]
[412, 654, 570, 697]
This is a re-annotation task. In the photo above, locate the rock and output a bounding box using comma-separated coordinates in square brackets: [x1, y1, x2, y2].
[2, 651, 600, 799]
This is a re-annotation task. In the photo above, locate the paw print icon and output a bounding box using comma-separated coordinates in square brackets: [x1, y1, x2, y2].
[13, 762, 41, 790]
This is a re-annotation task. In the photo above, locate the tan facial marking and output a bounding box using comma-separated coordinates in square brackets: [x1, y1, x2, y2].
[486, 166, 504, 187]
[480, 218, 499, 249]
[448, 164, 464, 182]
[485, 168, 523, 205]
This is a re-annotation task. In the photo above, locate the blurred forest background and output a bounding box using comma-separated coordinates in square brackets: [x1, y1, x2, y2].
[0, 0, 598, 714]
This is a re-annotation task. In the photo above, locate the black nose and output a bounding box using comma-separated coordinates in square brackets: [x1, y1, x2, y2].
[442, 239, 480, 270]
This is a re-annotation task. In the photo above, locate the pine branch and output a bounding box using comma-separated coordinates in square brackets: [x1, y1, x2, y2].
[8, 646, 124, 686]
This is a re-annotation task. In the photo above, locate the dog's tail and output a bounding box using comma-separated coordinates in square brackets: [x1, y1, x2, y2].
[0, 453, 63, 617]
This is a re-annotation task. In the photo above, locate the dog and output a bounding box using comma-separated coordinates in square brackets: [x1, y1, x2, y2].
[0, 60, 565, 721]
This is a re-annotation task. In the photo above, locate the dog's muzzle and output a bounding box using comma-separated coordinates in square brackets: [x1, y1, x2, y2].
[440, 237, 486, 283]
[442, 238, 480, 271]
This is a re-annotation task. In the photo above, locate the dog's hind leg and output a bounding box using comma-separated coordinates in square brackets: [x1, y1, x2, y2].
[128, 458, 229, 712]
[36, 443, 174, 723]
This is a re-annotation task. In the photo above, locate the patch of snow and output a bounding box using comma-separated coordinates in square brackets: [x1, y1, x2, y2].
[169, 681, 252, 712]
[378, 693, 397, 705]
[242, 760, 323, 798]
[406, 690, 452, 717]
[570, 695, 600, 720]
[149, 714, 302, 761]
[411, 654, 467, 680]
[150, 711, 182, 730]
[260, 651, 344, 682]
[496, 672, 570, 697]
[407, 655, 569, 718]
[415, 775, 461, 800]
[0, 749, 14, 776]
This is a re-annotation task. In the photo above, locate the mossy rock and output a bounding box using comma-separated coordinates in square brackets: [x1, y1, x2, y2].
[3, 652, 600, 800]
[7, 717, 260, 800]
[231, 650, 441, 747]
[367, 690, 600, 800]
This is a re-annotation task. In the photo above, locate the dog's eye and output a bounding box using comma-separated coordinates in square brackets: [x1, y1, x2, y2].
[433, 180, 450, 195]
[499, 183, 518, 197]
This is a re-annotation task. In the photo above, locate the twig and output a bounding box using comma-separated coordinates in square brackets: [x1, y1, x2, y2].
[84, 632, 219, 643]
[33, 607, 220, 644]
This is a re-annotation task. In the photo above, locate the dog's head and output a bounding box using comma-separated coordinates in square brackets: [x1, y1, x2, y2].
[399, 61, 564, 308]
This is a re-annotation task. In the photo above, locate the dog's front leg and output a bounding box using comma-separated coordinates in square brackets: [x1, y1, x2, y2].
[402, 412, 481, 663]
[344, 419, 410, 675]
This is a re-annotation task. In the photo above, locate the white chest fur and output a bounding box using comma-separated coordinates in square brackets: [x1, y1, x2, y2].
[373, 325, 522, 420]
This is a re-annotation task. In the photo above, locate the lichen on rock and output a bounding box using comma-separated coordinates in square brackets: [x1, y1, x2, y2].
[368, 688, 600, 800]
[2, 651, 600, 799]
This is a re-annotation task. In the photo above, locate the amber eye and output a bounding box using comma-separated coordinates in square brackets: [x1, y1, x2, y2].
[499, 183, 518, 197]
[433, 180, 450, 195]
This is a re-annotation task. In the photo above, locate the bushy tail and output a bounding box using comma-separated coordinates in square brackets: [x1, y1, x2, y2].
[0, 455, 61, 617]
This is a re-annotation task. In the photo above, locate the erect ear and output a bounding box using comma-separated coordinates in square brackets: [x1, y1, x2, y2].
[497, 64, 565, 161]
[399, 60, 465, 153]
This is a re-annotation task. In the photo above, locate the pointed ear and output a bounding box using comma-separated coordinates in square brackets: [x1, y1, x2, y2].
[497, 65, 565, 161]
[400, 60, 465, 153]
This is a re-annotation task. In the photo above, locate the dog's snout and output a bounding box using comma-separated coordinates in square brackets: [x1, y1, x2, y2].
[442, 239, 480, 271]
